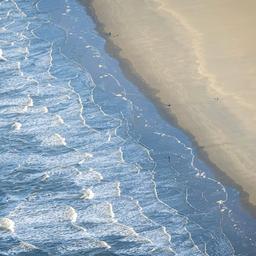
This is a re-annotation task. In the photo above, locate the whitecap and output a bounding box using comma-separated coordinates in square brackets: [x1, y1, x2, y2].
[55, 114, 64, 124]
[77, 169, 103, 182]
[99, 241, 111, 249]
[119, 147, 125, 163]
[116, 181, 121, 197]
[22, 106, 28, 112]
[26, 96, 33, 107]
[0, 28, 7, 33]
[79, 202, 116, 223]
[93, 182, 121, 199]
[99, 74, 109, 79]
[78, 153, 93, 164]
[196, 171, 206, 178]
[0, 48, 7, 61]
[41, 172, 49, 181]
[42, 133, 66, 146]
[64, 206, 77, 223]
[80, 188, 94, 200]
[0, 217, 15, 233]
[216, 200, 224, 205]
[42, 106, 48, 113]
[12, 122, 22, 131]
[19, 241, 38, 251]
[84, 152, 93, 158]
[108, 203, 115, 220]
[53, 133, 66, 146]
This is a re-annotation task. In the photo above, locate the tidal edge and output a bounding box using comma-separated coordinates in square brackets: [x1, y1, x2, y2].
[81, 0, 256, 217]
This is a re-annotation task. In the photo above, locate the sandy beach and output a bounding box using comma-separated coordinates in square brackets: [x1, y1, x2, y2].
[85, 0, 256, 206]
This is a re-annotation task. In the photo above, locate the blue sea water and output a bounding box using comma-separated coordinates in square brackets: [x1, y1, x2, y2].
[0, 0, 255, 255]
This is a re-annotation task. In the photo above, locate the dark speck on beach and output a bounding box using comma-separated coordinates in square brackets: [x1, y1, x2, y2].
[105, 32, 112, 37]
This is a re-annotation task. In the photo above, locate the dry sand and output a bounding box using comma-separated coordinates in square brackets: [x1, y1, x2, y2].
[86, 0, 256, 206]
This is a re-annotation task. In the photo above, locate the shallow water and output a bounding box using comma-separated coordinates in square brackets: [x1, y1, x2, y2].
[0, 0, 255, 255]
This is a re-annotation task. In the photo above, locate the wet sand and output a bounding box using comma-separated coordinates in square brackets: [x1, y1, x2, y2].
[85, 0, 256, 206]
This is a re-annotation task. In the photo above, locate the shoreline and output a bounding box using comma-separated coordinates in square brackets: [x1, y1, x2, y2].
[82, 0, 256, 213]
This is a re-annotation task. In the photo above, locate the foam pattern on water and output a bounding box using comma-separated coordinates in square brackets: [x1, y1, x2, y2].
[0, 0, 255, 255]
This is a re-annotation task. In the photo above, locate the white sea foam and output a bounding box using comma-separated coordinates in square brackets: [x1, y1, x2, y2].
[54, 133, 66, 146]
[80, 188, 94, 200]
[42, 133, 66, 146]
[23, 106, 29, 113]
[78, 153, 93, 164]
[107, 130, 112, 142]
[0, 48, 7, 61]
[64, 206, 77, 223]
[99, 74, 108, 79]
[42, 106, 48, 113]
[55, 114, 64, 124]
[107, 203, 115, 220]
[0, 27, 7, 33]
[19, 241, 38, 251]
[66, 7, 71, 13]
[83, 152, 93, 158]
[11, 0, 27, 17]
[116, 181, 121, 196]
[99, 241, 111, 249]
[12, 122, 22, 131]
[41, 172, 49, 181]
[216, 200, 225, 205]
[119, 147, 125, 163]
[26, 96, 33, 107]
[0, 217, 15, 233]
[78, 169, 103, 182]
[79, 202, 116, 224]
[196, 171, 206, 178]
[24, 47, 29, 55]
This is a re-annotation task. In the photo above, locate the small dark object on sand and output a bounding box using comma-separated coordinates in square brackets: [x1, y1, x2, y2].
[105, 32, 112, 37]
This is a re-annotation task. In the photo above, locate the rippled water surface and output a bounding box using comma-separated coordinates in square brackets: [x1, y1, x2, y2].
[0, 0, 256, 255]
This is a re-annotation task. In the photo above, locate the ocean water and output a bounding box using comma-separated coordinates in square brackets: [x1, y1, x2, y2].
[0, 0, 255, 255]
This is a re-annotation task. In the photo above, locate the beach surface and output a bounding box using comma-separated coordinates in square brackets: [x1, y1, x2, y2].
[86, 0, 256, 205]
